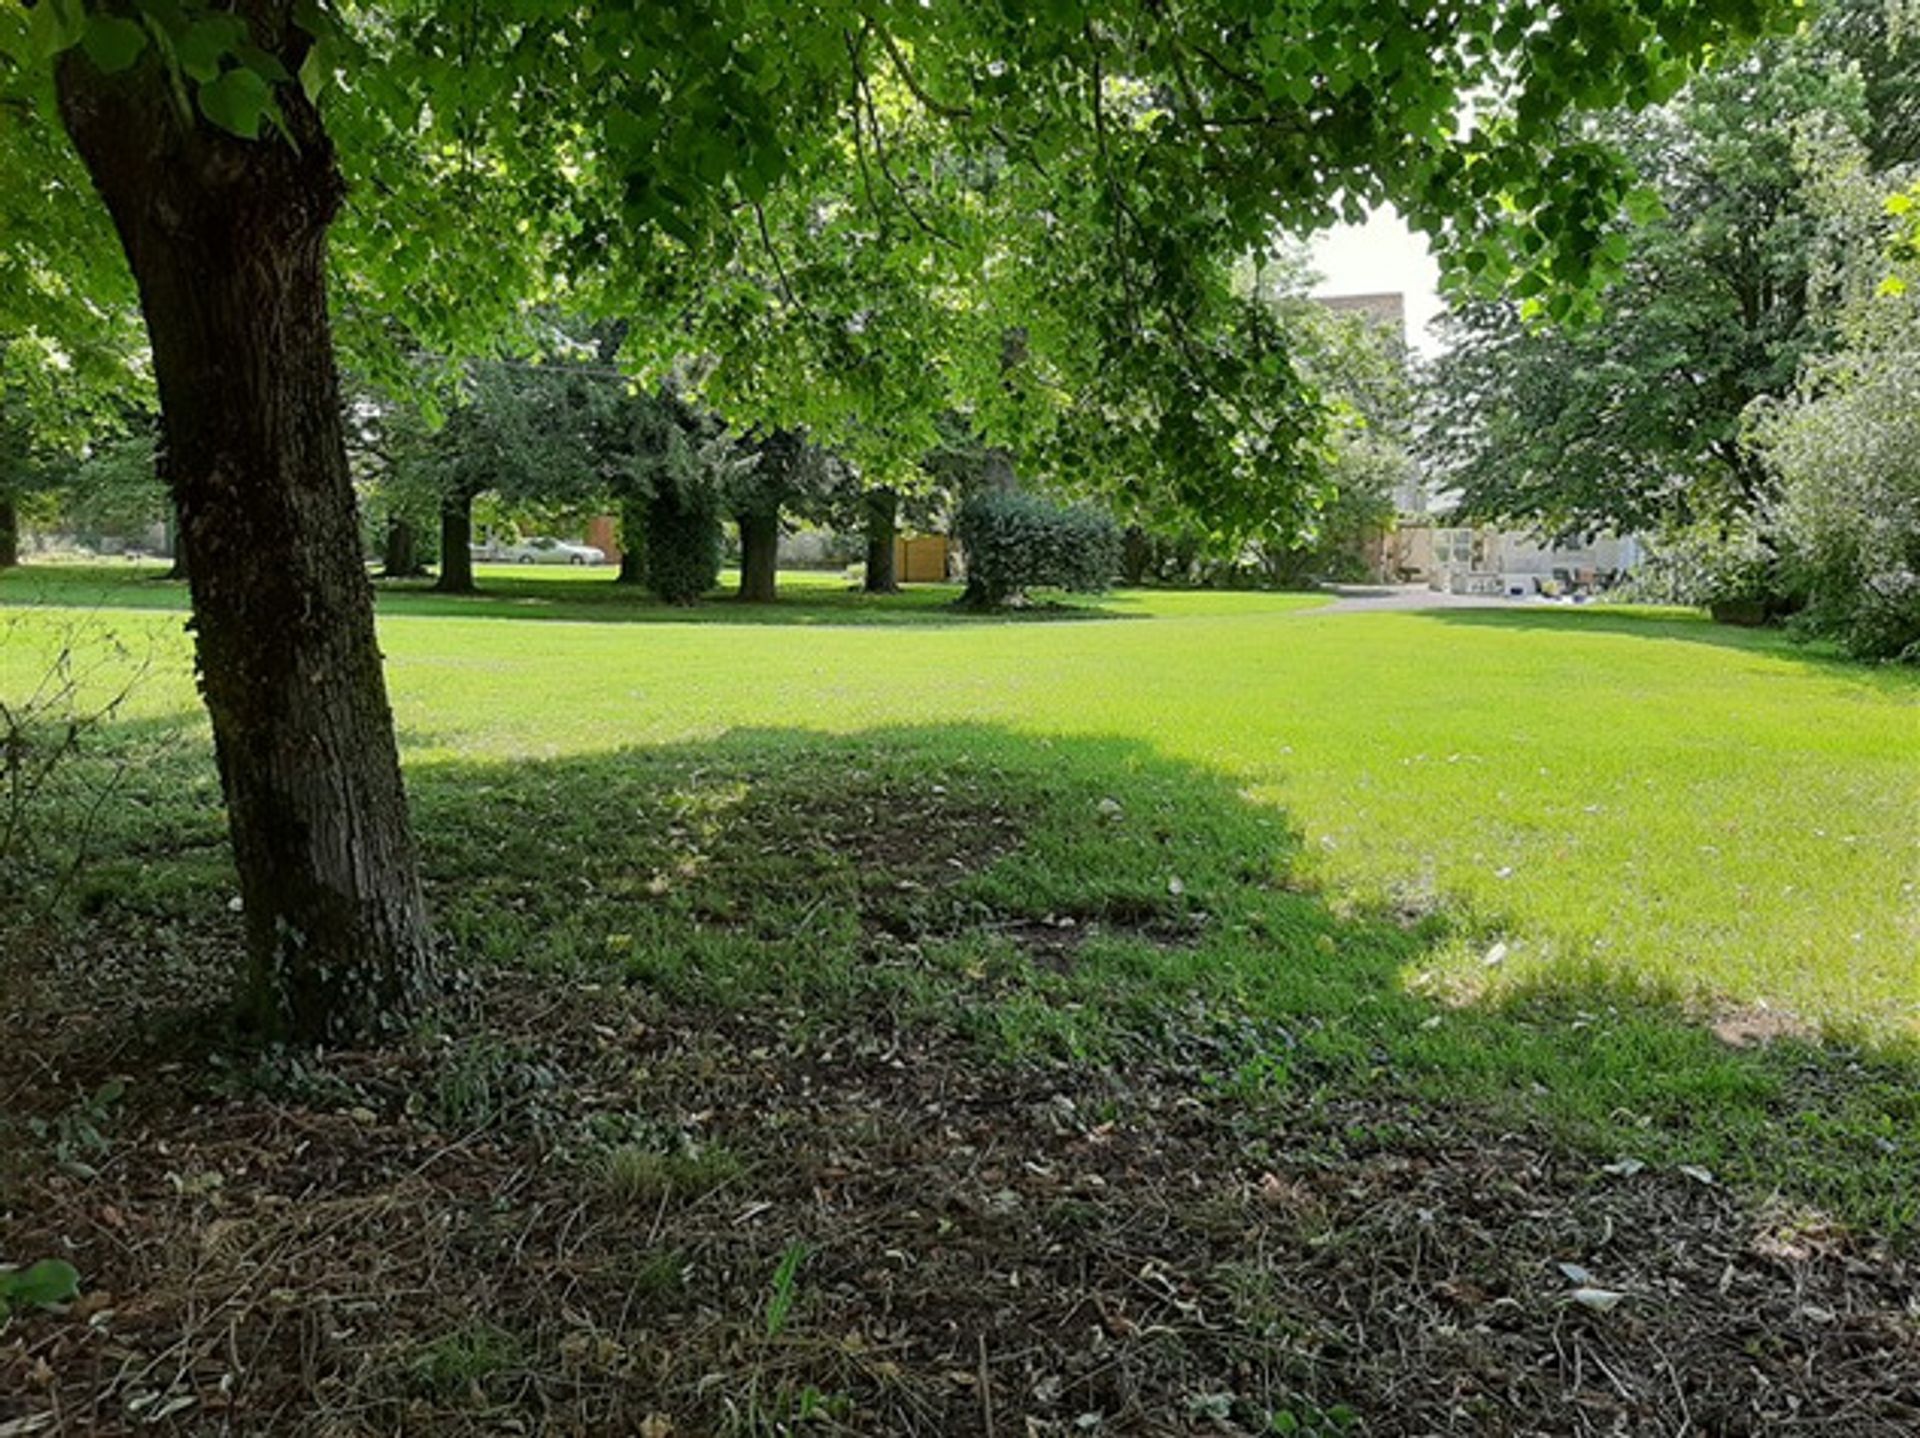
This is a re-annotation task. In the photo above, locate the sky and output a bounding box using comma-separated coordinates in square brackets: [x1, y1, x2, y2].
[1307, 205, 1447, 355]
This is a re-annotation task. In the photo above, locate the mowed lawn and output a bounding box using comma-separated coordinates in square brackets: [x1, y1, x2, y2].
[9, 562, 1913, 1032]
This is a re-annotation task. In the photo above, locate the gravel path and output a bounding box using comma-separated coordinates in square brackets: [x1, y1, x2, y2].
[1310, 582, 1549, 614]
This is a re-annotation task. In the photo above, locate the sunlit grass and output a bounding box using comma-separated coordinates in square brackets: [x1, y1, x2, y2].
[4, 561, 1913, 1034]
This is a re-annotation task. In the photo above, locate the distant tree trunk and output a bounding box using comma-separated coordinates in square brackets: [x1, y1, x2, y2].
[958, 574, 1002, 610]
[435, 491, 475, 593]
[57, 21, 435, 1044]
[382, 516, 423, 578]
[1121, 525, 1151, 586]
[737, 510, 779, 602]
[616, 493, 648, 586]
[862, 487, 899, 592]
[0, 494, 18, 569]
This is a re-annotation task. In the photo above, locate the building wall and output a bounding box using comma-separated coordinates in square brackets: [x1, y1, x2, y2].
[894, 534, 951, 583]
[1383, 523, 1643, 591]
[1318, 292, 1407, 338]
[585, 514, 622, 565]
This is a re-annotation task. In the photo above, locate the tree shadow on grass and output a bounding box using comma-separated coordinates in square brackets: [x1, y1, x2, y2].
[1416, 605, 1920, 688]
[372, 575, 1144, 627]
[5, 717, 1919, 1432]
[0, 563, 1142, 629]
[11, 714, 1917, 1229]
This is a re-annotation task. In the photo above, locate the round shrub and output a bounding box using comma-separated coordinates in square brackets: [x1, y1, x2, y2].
[955, 490, 1123, 607]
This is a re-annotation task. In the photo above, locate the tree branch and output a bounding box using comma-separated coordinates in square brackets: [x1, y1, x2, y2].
[863, 17, 974, 120]
[845, 29, 958, 248]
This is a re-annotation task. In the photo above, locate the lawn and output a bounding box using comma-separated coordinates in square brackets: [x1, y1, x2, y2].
[4, 561, 1918, 1433]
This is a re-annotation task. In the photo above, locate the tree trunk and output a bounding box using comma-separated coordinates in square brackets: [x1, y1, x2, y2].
[616, 493, 648, 586]
[435, 491, 475, 593]
[958, 574, 1005, 610]
[862, 487, 898, 592]
[0, 494, 18, 569]
[164, 502, 189, 581]
[382, 516, 423, 578]
[737, 510, 779, 602]
[58, 22, 434, 1044]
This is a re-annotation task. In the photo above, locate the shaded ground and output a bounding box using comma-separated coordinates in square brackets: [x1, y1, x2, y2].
[0, 561, 1141, 629]
[5, 957, 1916, 1437]
[4, 725, 1916, 1435]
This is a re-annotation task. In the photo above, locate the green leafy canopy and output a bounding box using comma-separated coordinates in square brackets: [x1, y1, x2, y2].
[3, 0, 1797, 536]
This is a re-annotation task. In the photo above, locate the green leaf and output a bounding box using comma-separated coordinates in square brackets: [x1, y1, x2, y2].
[236, 44, 292, 86]
[1622, 184, 1666, 226]
[26, 0, 87, 62]
[177, 14, 247, 84]
[198, 66, 277, 140]
[0, 1259, 81, 1316]
[298, 36, 334, 102]
[80, 15, 148, 73]
[291, 0, 337, 40]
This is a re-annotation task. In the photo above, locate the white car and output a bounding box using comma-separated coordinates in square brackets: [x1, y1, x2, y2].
[483, 536, 606, 566]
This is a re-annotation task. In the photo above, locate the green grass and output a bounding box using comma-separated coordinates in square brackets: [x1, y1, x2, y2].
[4, 560, 1918, 1231]
[602, 1142, 745, 1206]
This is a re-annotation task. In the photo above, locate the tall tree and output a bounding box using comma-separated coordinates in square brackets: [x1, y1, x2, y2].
[0, 332, 148, 566]
[1745, 127, 1920, 658]
[723, 429, 838, 602]
[5, 0, 1791, 1039]
[386, 355, 598, 594]
[1421, 30, 1877, 541]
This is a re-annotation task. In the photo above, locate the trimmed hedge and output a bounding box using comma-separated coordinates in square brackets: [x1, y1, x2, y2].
[956, 490, 1122, 607]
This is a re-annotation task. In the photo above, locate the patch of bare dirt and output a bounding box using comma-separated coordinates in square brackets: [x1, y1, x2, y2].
[1709, 1003, 1821, 1049]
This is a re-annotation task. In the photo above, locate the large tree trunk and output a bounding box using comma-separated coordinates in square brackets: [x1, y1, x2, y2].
[616, 493, 648, 586]
[736, 510, 779, 602]
[435, 491, 475, 593]
[862, 487, 898, 593]
[58, 21, 434, 1044]
[164, 500, 189, 581]
[0, 494, 18, 569]
[382, 516, 423, 579]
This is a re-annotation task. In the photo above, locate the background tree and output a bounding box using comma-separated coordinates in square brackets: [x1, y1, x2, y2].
[616, 383, 752, 606]
[4, 0, 1793, 1039]
[1746, 136, 1920, 658]
[724, 429, 840, 602]
[0, 333, 148, 566]
[47, 425, 165, 550]
[376, 352, 598, 594]
[1421, 36, 1878, 544]
[1115, 255, 1416, 587]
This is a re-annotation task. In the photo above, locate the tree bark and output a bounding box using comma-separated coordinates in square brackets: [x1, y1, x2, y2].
[164, 501, 189, 580]
[0, 494, 18, 569]
[57, 18, 434, 1044]
[435, 490, 476, 593]
[862, 487, 898, 592]
[616, 493, 648, 586]
[381, 516, 423, 578]
[737, 510, 779, 602]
